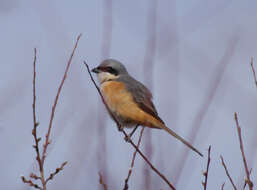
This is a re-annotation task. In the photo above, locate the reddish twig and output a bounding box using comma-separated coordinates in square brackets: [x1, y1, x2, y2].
[32, 48, 41, 168]
[250, 58, 257, 88]
[221, 182, 225, 190]
[220, 155, 237, 190]
[123, 127, 145, 190]
[30, 173, 41, 181]
[234, 113, 253, 190]
[45, 161, 68, 184]
[22, 34, 81, 190]
[21, 176, 43, 190]
[241, 58, 257, 185]
[243, 169, 252, 189]
[84, 62, 176, 190]
[42, 34, 82, 165]
[32, 48, 45, 186]
[202, 146, 211, 190]
[22, 48, 46, 189]
[99, 172, 108, 190]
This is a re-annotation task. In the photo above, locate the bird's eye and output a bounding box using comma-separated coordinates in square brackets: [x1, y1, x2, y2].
[106, 67, 118, 76]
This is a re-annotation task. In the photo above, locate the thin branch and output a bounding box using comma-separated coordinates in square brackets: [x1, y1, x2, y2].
[220, 156, 237, 190]
[221, 182, 225, 190]
[243, 169, 252, 189]
[30, 173, 41, 181]
[202, 146, 211, 190]
[21, 176, 43, 190]
[84, 62, 176, 190]
[234, 113, 253, 190]
[30, 47, 46, 189]
[250, 57, 257, 88]
[123, 127, 145, 190]
[42, 34, 82, 165]
[22, 34, 82, 190]
[45, 161, 68, 184]
[98, 172, 108, 190]
[32, 48, 41, 169]
[241, 57, 257, 184]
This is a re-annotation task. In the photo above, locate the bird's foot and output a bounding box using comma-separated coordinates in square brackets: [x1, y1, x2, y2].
[124, 135, 132, 143]
[117, 125, 123, 131]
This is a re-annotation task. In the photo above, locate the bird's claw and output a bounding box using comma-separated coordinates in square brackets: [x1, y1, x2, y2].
[117, 125, 123, 131]
[124, 135, 132, 143]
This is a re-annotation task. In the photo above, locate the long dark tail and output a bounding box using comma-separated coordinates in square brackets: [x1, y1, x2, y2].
[161, 124, 203, 157]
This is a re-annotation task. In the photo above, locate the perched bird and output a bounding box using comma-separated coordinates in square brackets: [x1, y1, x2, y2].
[92, 59, 203, 157]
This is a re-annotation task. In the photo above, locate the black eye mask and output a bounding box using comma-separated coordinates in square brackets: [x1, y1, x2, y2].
[98, 66, 119, 76]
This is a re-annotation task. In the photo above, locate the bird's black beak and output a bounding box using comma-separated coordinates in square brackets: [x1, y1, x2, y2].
[91, 67, 100, 73]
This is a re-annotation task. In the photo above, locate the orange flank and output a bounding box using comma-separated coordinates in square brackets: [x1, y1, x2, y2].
[101, 81, 203, 157]
[101, 81, 162, 129]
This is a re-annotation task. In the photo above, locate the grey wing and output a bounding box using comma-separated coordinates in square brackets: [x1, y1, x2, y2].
[117, 75, 165, 124]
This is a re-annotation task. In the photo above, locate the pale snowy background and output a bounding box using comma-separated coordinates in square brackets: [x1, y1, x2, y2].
[1, 0, 257, 189]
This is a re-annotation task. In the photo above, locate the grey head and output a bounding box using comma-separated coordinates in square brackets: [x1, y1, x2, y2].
[92, 59, 128, 76]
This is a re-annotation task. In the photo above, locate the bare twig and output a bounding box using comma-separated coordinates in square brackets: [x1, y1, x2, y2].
[42, 34, 82, 165]
[221, 182, 225, 190]
[84, 62, 176, 190]
[21, 176, 43, 190]
[32, 48, 41, 168]
[22, 34, 81, 190]
[45, 161, 68, 184]
[202, 146, 211, 190]
[243, 169, 252, 189]
[30, 173, 41, 181]
[99, 172, 108, 190]
[220, 156, 237, 190]
[244, 57, 257, 183]
[30, 48, 46, 189]
[234, 113, 253, 190]
[250, 58, 257, 88]
[123, 127, 145, 190]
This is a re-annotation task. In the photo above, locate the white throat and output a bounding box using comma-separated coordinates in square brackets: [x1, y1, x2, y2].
[97, 72, 118, 84]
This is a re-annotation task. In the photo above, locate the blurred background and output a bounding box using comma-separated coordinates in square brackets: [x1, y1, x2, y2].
[0, 0, 257, 189]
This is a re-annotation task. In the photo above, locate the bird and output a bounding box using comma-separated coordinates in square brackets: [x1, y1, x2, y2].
[91, 59, 203, 157]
